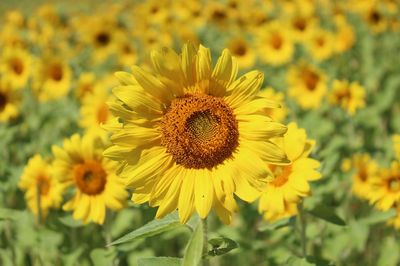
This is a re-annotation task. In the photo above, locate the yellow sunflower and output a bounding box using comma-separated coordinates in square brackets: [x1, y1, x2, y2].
[32, 56, 71, 102]
[226, 37, 255, 69]
[329, 80, 366, 115]
[393, 135, 400, 160]
[79, 86, 113, 138]
[368, 161, 400, 211]
[341, 153, 377, 200]
[255, 21, 294, 66]
[287, 62, 327, 109]
[75, 72, 99, 99]
[18, 155, 63, 220]
[258, 122, 321, 218]
[0, 46, 32, 89]
[104, 44, 289, 224]
[333, 15, 356, 54]
[263, 202, 298, 222]
[305, 28, 335, 61]
[257, 87, 288, 122]
[0, 79, 21, 122]
[52, 133, 128, 224]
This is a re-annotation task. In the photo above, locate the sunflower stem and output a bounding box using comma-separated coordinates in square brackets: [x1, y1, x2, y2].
[36, 184, 42, 226]
[202, 218, 210, 266]
[297, 201, 307, 257]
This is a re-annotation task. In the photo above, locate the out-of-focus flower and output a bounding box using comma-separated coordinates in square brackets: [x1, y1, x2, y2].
[0, 46, 32, 89]
[52, 134, 128, 224]
[342, 153, 377, 200]
[18, 155, 63, 220]
[287, 62, 327, 109]
[305, 28, 335, 61]
[329, 80, 366, 115]
[258, 87, 288, 122]
[0, 79, 20, 122]
[226, 36, 255, 69]
[105, 44, 289, 224]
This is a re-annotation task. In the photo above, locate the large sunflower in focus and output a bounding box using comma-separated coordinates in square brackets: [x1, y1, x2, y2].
[105, 44, 289, 224]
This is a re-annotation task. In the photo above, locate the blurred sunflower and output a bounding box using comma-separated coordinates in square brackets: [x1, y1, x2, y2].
[0, 46, 32, 89]
[32, 56, 71, 102]
[287, 62, 327, 109]
[305, 28, 334, 61]
[226, 36, 255, 69]
[18, 155, 63, 220]
[342, 153, 377, 200]
[255, 21, 294, 66]
[105, 44, 289, 224]
[79, 86, 113, 137]
[52, 134, 128, 224]
[257, 87, 288, 122]
[75, 72, 98, 99]
[368, 161, 400, 211]
[0, 79, 20, 122]
[329, 80, 366, 115]
[333, 15, 356, 54]
[286, 14, 318, 44]
[258, 122, 321, 219]
[263, 202, 298, 222]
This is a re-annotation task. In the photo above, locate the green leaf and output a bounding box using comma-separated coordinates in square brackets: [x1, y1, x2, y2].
[182, 222, 204, 266]
[258, 217, 295, 232]
[0, 208, 20, 220]
[208, 237, 239, 257]
[90, 247, 117, 266]
[286, 257, 313, 266]
[358, 209, 397, 225]
[377, 237, 400, 266]
[137, 257, 182, 266]
[307, 204, 346, 226]
[58, 215, 84, 227]
[108, 212, 181, 246]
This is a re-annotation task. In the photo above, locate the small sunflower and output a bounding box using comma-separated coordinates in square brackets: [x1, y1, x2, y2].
[75, 72, 99, 99]
[0, 46, 32, 89]
[258, 122, 321, 218]
[0, 79, 21, 122]
[105, 44, 289, 224]
[305, 28, 334, 61]
[255, 21, 294, 66]
[329, 80, 366, 115]
[32, 56, 71, 102]
[263, 202, 298, 222]
[79, 86, 113, 138]
[333, 15, 356, 54]
[368, 161, 400, 211]
[52, 133, 128, 224]
[286, 14, 318, 44]
[226, 37, 255, 69]
[18, 155, 63, 220]
[287, 62, 327, 109]
[342, 153, 377, 200]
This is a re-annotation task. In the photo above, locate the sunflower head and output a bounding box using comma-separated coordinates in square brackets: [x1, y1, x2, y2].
[105, 44, 289, 223]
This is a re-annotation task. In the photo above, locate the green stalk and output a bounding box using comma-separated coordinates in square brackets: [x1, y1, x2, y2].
[202, 218, 210, 266]
[297, 201, 307, 257]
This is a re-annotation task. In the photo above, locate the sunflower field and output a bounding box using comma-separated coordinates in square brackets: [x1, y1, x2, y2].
[1, 0, 400, 265]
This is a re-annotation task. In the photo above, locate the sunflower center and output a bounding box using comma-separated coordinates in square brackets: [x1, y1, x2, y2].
[161, 93, 239, 169]
[96, 32, 111, 46]
[302, 69, 319, 91]
[0, 92, 7, 111]
[48, 63, 63, 81]
[335, 88, 351, 102]
[389, 177, 400, 192]
[36, 175, 50, 196]
[231, 42, 247, 56]
[293, 18, 307, 31]
[9, 57, 24, 75]
[270, 33, 283, 50]
[74, 160, 107, 195]
[269, 165, 292, 187]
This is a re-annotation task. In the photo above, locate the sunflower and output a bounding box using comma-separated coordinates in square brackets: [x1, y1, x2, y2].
[263, 202, 298, 222]
[286, 14, 318, 44]
[75, 72, 99, 99]
[341, 153, 377, 200]
[287, 62, 327, 110]
[32, 56, 71, 102]
[79, 86, 113, 138]
[52, 133, 128, 224]
[0, 79, 21, 122]
[0, 46, 32, 89]
[257, 87, 288, 122]
[393, 135, 400, 160]
[104, 44, 289, 224]
[305, 28, 334, 61]
[18, 155, 63, 220]
[226, 37, 255, 69]
[333, 15, 356, 54]
[368, 161, 400, 211]
[255, 21, 294, 66]
[329, 80, 366, 115]
[258, 122, 321, 217]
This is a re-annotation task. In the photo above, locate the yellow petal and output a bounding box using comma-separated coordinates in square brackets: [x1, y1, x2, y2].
[194, 169, 214, 219]
[178, 171, 195, 223]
